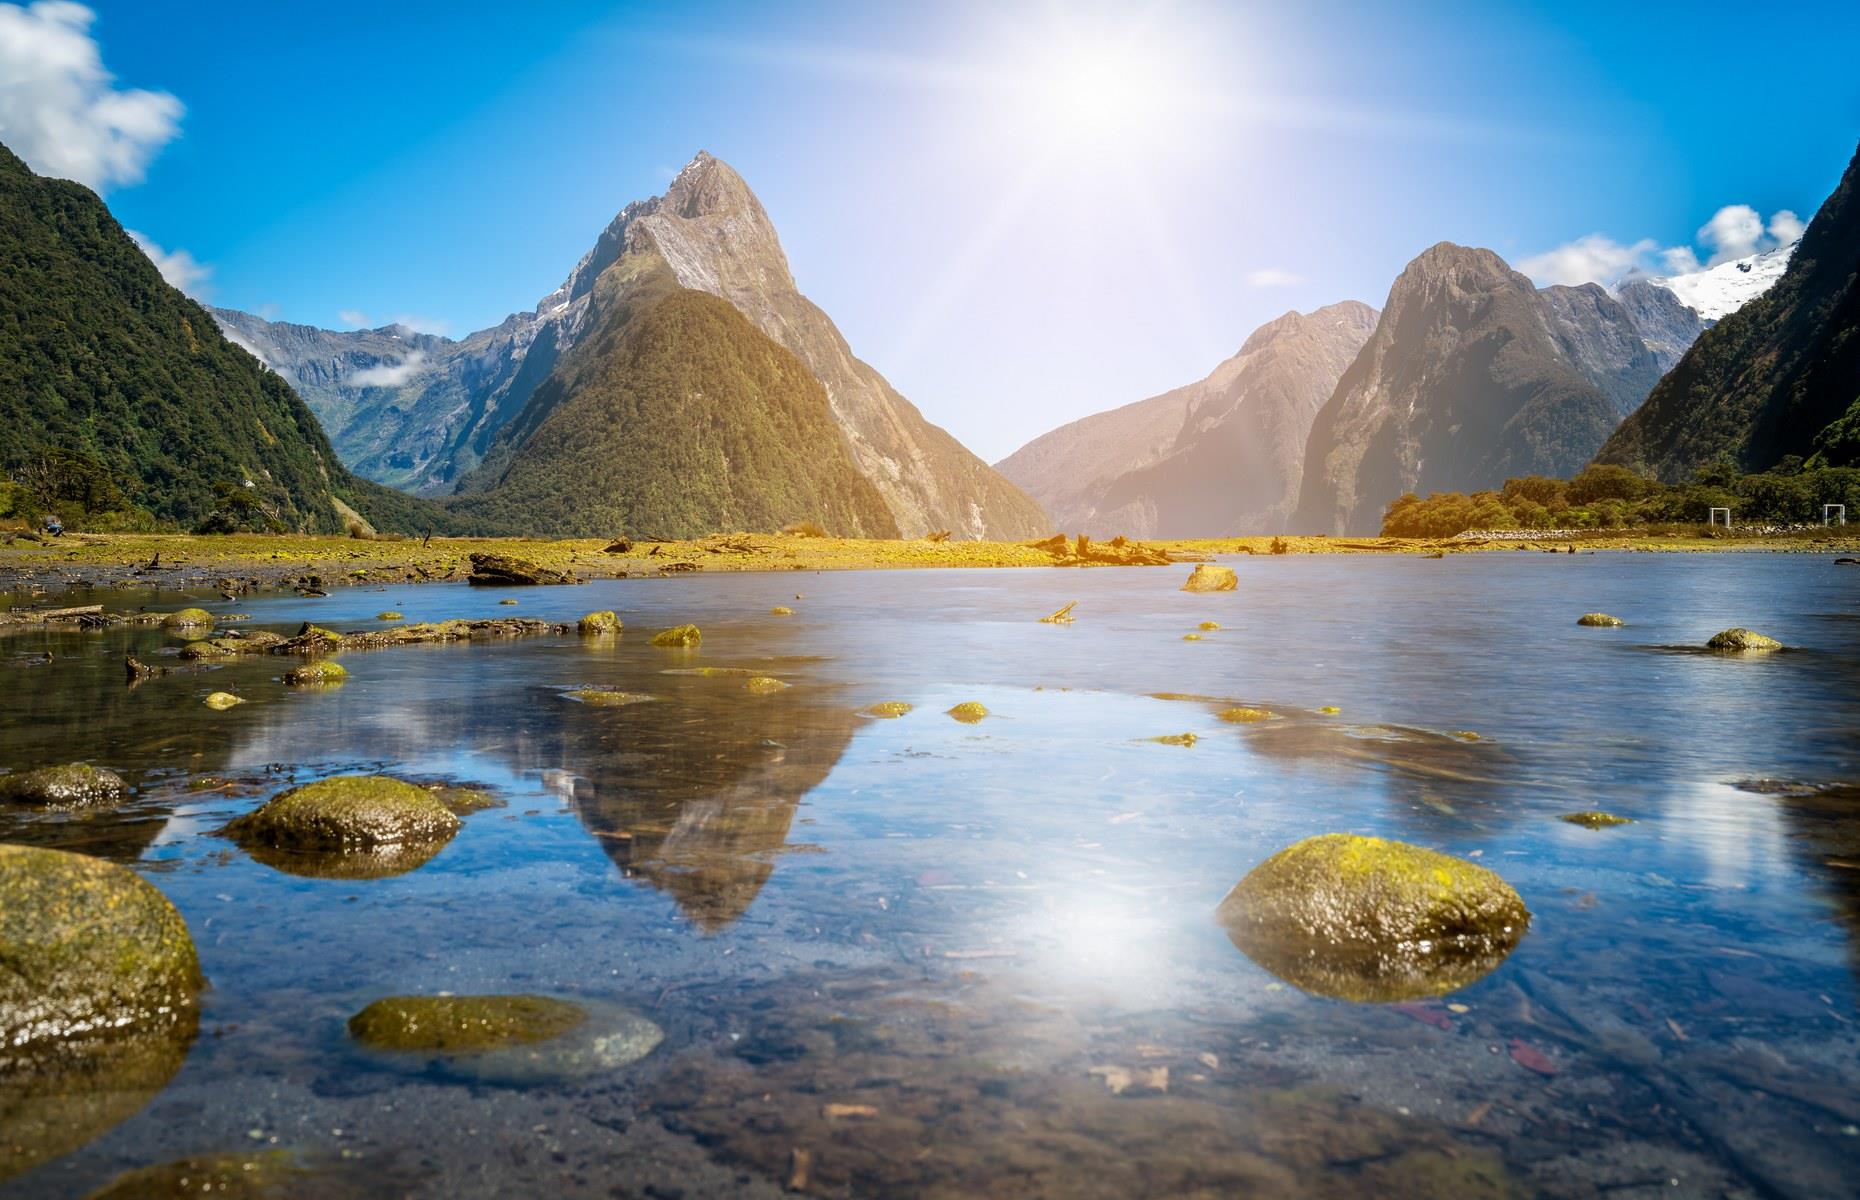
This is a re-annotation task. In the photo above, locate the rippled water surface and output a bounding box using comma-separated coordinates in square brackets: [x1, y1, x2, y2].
[4, 554, 1860, 1197]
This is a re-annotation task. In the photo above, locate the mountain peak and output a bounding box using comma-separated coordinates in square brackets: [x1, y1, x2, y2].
[662, 150, 760, 221]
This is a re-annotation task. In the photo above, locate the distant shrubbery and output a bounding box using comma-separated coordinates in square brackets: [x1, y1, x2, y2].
[1381, 459, 1860, 537]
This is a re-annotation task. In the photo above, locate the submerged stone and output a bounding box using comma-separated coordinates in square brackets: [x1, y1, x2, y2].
[222, 776, 460, 854]
[1199, 621, 1221, 631]
[376, 610, 403, 621]
[203, 691, 245, 710]
[499, 598, 519, 605]
[566, 687, 654, 707]
[770, 606, 795, 616]
[1217, 707, 1274, 724]
[348, 995, 662, 1085]
[1577, 613, 1624, 627]
[864, 701, 913, 719]
[652, 624, 702, 647]
[1152, 732, 1199, 746]
[283, 659, 347, 686]
[83, 1150, 318, 1199]
[161, 608, 214, 629]
[1707, 627, 1783, 652]
[1560, 811, 1634, 829]
[578, 610, 622, 634]
[0, 845, 201, 1049]
[1216, 833, 1530, 1002]
[1318, 705, 1341, 715]
[744, 676, 789, 694]
[947, 701, 989, 724]
[0, 764, 128, 810]
[1182, 633, 1202, 641]
[1181, 564, 1238, 593]
[430, 784, 503, 815]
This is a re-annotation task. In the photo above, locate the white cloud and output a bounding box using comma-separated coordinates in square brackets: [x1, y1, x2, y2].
[220, 327, 276, 371]
[0, 2, 182, 190]
[350, 350, 428, 389]
[338, 309, 371, 327]
[1245, 267, 1302, 288]
[1520, 203, 1807, 287]
[387, 313, 450, 336]
[126, 229, 210, 297]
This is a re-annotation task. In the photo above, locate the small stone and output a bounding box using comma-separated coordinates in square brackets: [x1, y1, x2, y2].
[651, 624, 702, 647]
[1182, 633, 1202, 641]
[499, 598, 518, 606]
[1199, 621, 1221, 631]
[204, 692, 245, 710]
[1706, 627, 1783, 652]
[1217, 707, 1274, 723]
[947, 701, 989, 724]
[222, 776, 460, 852]
[348, 995, 587, 1053]
[770, 606, 794, 616]
[1317, 705, 1341, 715]
[1152, 733, 1199, 747]
[1560, 811, 1634, 829]
[1181, 564, 1238, 593]
[744, 676, 788, 694]
[1576, 613, 1623, 627]
[863, 701, 913, 718]
[376, 611, 403, 621]
[284, 660, 347, 686]
[161, 607, 214, 629]
[0, 764, 128, 809]
[578, 610, 622, 634]
[565, 688, 653, 707]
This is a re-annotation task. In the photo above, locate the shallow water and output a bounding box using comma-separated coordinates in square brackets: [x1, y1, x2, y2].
[4, 554, 1859, 1197]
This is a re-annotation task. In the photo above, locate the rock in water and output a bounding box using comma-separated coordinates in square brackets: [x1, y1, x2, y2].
[651, 624, 702, 647]
[1181, 564, 1238, 592]
[1577, 613, 1624, 627]
[1561, 811, 1634, 828]
[744, 676, 789, 694]
[283, 660, 347, 686]
[1216, 833, 1530, 1002]
[1706, 627, 1783, 652]
[466, 553, 575, 586]
[863, 701, 913, 718]
[348, 995, 587, 1053]
[222, 776, 460, 861]
[0, 764, 127, 809]
[578, 610, 622, 634]
[0, 845, 201, 1048]
[947, 701, 989, 723]
[161, 607, 214, 629]
[203, 692, 245, 710]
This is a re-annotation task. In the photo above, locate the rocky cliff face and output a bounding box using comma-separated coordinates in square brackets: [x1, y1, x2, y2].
[1000, 302, 1378, 536]
[220, 153, 1047, 538]
[1291, 244, 1629, 536]
[1596, 142, 1860, 476]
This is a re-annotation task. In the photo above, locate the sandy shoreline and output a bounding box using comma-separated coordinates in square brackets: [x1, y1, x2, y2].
[1, 528, 1856, 613]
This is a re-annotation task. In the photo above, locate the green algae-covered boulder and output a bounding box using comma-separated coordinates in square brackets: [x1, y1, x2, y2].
[1181, 563, 1238, 593]
[1707, 627, 1783, 652]
[348, 995, 663, 1085]
[1561, 811, 1634, 829]
[947, 701, 988, 723]
[83, 1150, 319, 1199]
[1577, 613, 1624, 627]
[223, 776, 459, 854]
[161, 608, 214, 629]
[0, 764, 128, 810]
[578, 610, 622, 635]
[864, 701, 913, 719]
[349, 994, 587, 1053]
[1216, 834, 1529, 1002]
[0, 845, 201, 1049]
[283, 659, 347, 686]
[651, 624, 702, 647]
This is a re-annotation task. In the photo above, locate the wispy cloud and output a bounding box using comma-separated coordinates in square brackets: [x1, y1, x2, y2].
[0, 2, 182, 190]
[350, 350, 428, 389]
[337, 309, 451, 336]
[338, 309, 372, 327]
[1520, 204, 1806, 287]
[1245, 267, 1303, 288]
[127, 229, 210, 297]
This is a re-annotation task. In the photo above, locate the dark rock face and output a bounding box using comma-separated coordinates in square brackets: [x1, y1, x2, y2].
[1291, 244, 1631, 535]
[465, 552, 575, 586]
[1002, 303, 1379, 537]
[1597, 141, 1860, 477]
[1612, 279, 1712, 367]
[1538, 283, 1675, 419]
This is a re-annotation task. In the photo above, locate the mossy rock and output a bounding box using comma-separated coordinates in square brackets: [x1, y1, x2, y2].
[566, 687, 654, 707]
[283, 659, 347, 686]
[203, 692, 245, 710]
[947, 701, 988, 724]
[83, 1150, 316, 1199]
[376, 610, 404, 621]
[349, 994, 587, 1054]
[770, 606, 795, 616]
[0, 845, 201, 1051]
[1181, 564, 1238, 592]
[652, 624, 702, 647]
[1707, 627, 1783, 652]
[177, 640, 233, 660]
[1151, 732, 1199, 746]
[1216, 833, 1530, 1002]
[1199, 621, 1221, 631]
[578, 610, 622, 635]
[744, 676, 789, 695]
[863, 701, 913, 719]
[431, 784, 503, 815]
[0, 764, 128, 810]
[1318, 705, 1341, 715]
[223, 776, 460, 853]
[1560, 811, 1634, 829]
[1182, 633, 1203, 641]
[1577, 613, 1624, 627]
[661, 666, 757, 676]
[161, 608, 214, 629]
[498, 598, 519, 605]
[1217, 707, 1274, 724]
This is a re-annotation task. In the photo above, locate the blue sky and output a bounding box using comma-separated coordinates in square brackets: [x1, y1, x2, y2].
[4, 1, 1857, 461]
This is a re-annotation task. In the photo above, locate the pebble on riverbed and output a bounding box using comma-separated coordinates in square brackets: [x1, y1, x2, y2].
[347, 994, 663, 1084]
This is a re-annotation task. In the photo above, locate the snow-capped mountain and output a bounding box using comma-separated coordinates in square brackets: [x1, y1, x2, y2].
[1643, 243, 1796, 320]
